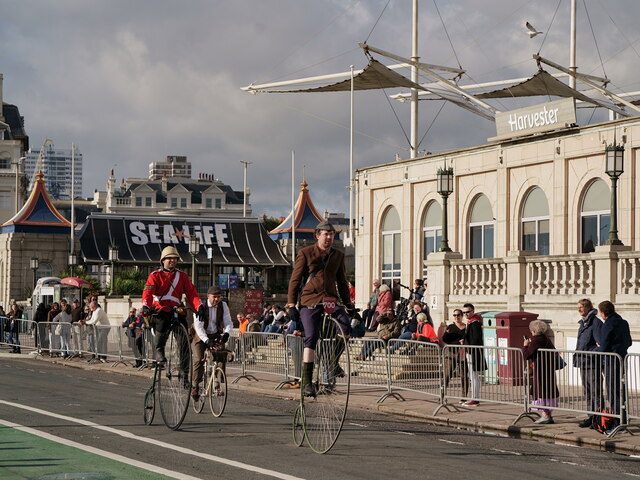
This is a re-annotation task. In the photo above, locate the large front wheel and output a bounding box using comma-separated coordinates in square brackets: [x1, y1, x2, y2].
[157, 323, 191, 430]
[302, 315, 350, 454]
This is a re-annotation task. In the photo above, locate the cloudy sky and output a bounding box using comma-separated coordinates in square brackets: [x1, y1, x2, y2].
[1, 0, 639, 218]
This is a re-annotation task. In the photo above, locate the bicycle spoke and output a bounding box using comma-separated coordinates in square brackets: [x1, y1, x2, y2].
[302, 316, 350, 454]
[209, 366, 227, 417]
[158, 324, 191, 430]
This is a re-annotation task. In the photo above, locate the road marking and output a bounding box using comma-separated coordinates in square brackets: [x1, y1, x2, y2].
[0, 400, 305, 480]
[394, 431, 415, 436]
[490, 448, 522, 456]
[0, 418, 201, 480]
[347, 422, 367, 427]
[438, 439, 465, 445]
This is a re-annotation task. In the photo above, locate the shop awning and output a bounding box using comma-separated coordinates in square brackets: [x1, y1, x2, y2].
[79, 214, 290, 267]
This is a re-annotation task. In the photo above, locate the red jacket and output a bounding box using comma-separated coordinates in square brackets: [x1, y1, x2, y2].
[413, 322, 438, 342]
[375, 290, 393, 315]
[142, 268, 202, 311]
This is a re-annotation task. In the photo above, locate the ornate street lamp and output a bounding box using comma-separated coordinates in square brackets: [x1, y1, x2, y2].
[189, 236, 200, 284]
[108, 245, 119, 294]
[605, 141, 624, 246]
[68, 252, 78, 276]
[30, 257, 39, 290]
[436, 166, 454, 252]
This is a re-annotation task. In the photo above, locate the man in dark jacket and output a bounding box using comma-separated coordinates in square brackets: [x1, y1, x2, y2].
[462, 303, 486, 406]
[595, 301, 632, 428]
[287, 220, 353, 397]
[574, 298, 603, 427]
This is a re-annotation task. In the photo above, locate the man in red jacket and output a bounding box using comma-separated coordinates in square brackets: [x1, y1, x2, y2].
[142, 246, 204, 363]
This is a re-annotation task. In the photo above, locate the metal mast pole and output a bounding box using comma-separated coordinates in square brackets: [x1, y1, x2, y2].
[71, 143, 75, 256]
[240, 160, 251, 217]
[410, 0, 419, 158]
[349, 65, 355, 244]
[291, 151, 296, 263]
[569, 0, 577, 89]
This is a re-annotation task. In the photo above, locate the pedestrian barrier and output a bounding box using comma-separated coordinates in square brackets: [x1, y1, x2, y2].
[10, 322, 637, 438]
[0, 317, 36, 353]
[387, 340, 442, 403]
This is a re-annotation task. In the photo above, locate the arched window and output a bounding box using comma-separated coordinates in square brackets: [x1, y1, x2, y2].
[381, 207, 401, 287]
[521, 187, 550, 255]
[469, 195, 494, 259]
[581, 179, 610, 253]
[35, 263, 53, 282]
[422, 201, 442, 276]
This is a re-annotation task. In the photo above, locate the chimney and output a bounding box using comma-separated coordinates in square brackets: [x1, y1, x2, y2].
[0, 74, 3, 122]
[161, 171, 168, 192]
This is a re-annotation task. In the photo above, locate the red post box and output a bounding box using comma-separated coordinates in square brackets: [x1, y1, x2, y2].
[495, 311, 539, 385]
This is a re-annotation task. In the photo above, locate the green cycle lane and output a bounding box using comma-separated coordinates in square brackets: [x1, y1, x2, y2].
[0, 425, 182, 480]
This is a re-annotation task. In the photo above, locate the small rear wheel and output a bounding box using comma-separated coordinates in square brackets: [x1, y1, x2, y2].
[143, 387, 155, 425]
[209, 366, 227, 417]
[292, 404, 304, 447]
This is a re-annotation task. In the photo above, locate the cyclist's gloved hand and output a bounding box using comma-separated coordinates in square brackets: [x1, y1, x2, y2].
[221, 332, 229, 343]
[142, 305, 153, 317]
[197, 304, 207, 319]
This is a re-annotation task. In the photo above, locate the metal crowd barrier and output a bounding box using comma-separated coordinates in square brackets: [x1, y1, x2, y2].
[14, 321, 637, 438]
[233, 332, 288, 386]
[0, 317, 37, 353]
[387, 339, 442, 403]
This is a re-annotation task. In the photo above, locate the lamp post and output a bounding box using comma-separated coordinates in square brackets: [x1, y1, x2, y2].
[605, 141, 624, 246]
[436, 166, 454, 252]
[108, 245, 119, 294]
[68, 252, 78, 275]
[14, 156, 25, 214]
[30, 257, 39, 290]
[189, 236, 200, 286]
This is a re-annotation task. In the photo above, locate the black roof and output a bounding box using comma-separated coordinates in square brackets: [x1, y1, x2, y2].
[2, 102, 29, 151]
[121, 180, 244, 205]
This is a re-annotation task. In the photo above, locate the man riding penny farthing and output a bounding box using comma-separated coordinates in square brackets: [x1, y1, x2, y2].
[287, 220, 354, 454]
[142, 245, 205, 429]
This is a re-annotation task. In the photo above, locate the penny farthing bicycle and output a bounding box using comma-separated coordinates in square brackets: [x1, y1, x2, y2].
[143, 307, 192, 430]
[294, 297, 351, 454]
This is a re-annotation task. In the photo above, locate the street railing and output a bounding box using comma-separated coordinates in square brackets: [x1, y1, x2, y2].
[7, 323, 635, 438]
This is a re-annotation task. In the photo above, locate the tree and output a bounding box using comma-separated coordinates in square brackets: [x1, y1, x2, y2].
[114, 268, 146, 296]
[262, 216, 281, 232]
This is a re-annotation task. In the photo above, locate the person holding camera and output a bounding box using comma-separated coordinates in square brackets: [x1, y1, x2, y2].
[190, 286, 233, 401]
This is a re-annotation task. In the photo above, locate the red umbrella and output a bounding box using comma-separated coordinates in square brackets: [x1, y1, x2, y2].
[61, 277, 94, 289]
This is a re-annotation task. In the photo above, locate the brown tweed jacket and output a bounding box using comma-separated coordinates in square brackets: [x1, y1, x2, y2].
[287, 244, 350, 307]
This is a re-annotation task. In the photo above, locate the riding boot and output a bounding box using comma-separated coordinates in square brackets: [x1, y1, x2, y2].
[301, 361, 316, 397]
[331, 340, 346, 378]
[154, 331, 169, 363]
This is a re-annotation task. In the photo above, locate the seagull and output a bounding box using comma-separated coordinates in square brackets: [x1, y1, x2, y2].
[525, 22, 543, 38]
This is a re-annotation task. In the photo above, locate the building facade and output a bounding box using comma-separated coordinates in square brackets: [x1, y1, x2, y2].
[24, 145, 82, 200]
[355, 115, 640, 350]
[149, 155, 191, 180]
[100, 167, 250, 217]
[0, 73, 29, 224]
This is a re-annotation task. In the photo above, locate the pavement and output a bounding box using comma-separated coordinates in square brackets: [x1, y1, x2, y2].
[5, 349, 640, 456]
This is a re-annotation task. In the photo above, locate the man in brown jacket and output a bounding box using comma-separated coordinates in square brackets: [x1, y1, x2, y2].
[288, 220, 353, 396]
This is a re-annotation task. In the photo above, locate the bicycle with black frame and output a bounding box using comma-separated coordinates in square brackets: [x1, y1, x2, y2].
[142, 306, 192, 430]
[192, 332, 233, 417]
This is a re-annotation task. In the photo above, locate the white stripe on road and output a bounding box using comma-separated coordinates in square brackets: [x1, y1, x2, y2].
[0, 419, 201, 480]
[438, 439, 465, 445]
[490, 448, 522, 456]
[0, 400, 305, 480]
